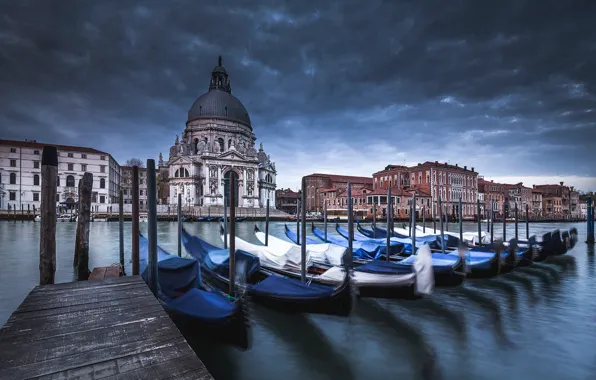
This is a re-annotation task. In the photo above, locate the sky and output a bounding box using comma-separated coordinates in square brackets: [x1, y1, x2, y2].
[1, 0, 595, 192]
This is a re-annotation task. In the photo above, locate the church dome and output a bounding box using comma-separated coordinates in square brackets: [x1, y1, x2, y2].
[187, 56, 252, 128]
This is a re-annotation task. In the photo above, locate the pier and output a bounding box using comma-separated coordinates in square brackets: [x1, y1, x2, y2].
[0, 276, 212, 380]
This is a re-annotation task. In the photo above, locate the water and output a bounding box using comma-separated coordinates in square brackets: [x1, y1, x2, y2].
[0, 220, 594, 380]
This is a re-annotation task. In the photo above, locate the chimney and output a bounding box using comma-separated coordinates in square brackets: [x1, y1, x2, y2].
[435, 160, 438, 164]
[559, 181, 564, 186]
[444, 162, 448, 165]
[464, 165, 467, 170]
[471, 167, 474, 172]
[491, 180, 494, 183]
[455, 164, 458, 167]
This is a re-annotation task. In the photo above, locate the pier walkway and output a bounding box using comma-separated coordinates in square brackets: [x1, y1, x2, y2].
[0, 276, 212, 380]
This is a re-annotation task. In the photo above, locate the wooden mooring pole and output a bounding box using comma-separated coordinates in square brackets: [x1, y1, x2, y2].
[119, 189, 125, 274]
[39, 146, 58, 285]
[296, 199, 301, 243]
[75, 173, 93, 281]
[223, 181, 228, 249]
[412, 195, 417, 254]
[525, 203, 530, 240]
[229, 174, 236, 295]
[514, 202, 519, 240]
[587, 197, 594, 245]
[132, 165, 140, 275]
[502, 202, 507, 241]
[422, 205, 426, 233]
[147, 159, 158, 296]
[438, 196, 445, 255]
[265, 198, 270, 246]
[177, 193, 182, 255]
[301, 177, 307, 282]
[386, 187, 391, 262]
[477, 199, 482, 246]
[347, 183, 354, 267]
[458, 195, 463, 243]
[433, 200, 437, 233]
[372, 202, 376, 238]
[323, 199, 328, 242]
[490, 202, 495, 244]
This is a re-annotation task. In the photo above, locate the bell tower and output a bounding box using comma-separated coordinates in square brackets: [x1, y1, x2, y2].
[208, 55, 232, 93]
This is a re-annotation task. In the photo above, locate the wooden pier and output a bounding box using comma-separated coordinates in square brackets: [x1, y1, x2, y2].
[0, 276, 213, 380]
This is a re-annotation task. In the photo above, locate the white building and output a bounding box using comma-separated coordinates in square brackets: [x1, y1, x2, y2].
[580, 201, 588, 219]
[0, 139, 120, 212]
[163, 56, 277, 208]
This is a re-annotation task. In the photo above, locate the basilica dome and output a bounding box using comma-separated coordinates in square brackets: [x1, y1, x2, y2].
[187, 56, 252, 128]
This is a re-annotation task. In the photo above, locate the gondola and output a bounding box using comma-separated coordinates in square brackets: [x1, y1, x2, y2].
[181, 229, 354, 315]
[256, 226, 446, 291]
[138, 232, 250, 350]
[220, 217, 248, 222]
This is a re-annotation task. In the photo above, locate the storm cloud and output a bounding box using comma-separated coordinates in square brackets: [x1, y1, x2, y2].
[1, 0, 595, 191]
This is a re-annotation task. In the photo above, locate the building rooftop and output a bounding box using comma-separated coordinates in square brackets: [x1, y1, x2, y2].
[305, 173, 373, 184]
[0, 139, 109, 156]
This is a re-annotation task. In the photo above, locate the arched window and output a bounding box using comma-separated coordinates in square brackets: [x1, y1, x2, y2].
[228, 139, 232, 149]
[66, 175, 75, 187]
[194, 138, 199, 154]
[57, 176, 60, 186]
[218, 138, 224, 152]
[34, 174, 40, 186]
[183, 168, 190, 177]
[10, 173, 16, 184]
[100, 178, 105, 189]
[174, 169, 179, 178]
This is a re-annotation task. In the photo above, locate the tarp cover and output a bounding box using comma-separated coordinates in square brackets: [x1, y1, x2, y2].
[314, 225, 404, 258]
[139, 234, 200, 299]
[167, 288, 238, 323]
[355, 260, 413, 275]
[248, 275, 334, 300]
[284, 225, 320, 245]
[413, 245, 434, 295]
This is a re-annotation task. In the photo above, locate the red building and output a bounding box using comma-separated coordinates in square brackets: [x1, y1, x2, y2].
[303, 173, 373, 212]
[275, 188, 300, 215]
[534, 182, 571, 217]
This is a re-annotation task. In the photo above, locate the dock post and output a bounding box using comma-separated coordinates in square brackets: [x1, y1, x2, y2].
[323, 199, 327, 242]
[132, 166, 140, 275]
[422, 205, 426, 233]
[265, 198, 270, 246]
[39, 146, 58, 285]
[372, 202, 376, 238]
[347, 183, 354, 267]
[433, 200, 437, 233]
[502, 201, 507, 241]
[147, 159, 158, 296]
[408, 195, 412, 237]
[229, 174, 236, 295]
[412, 194, 417, 254]
[300, 178, 307, 282]
[445, 204, 449, 232]
[438, 196, 445, 255]
[119, 189, 125, 274]
[490, 202, 495, 244]
[458, 195, 463, 242]
[75, 173, 93, 281]
[178, 193, 182, 255]
[514, 202, 519, 240]
[223, 180, 228, 249]
[386, 187, 391, 262]
[487, 203, 490, 232]
[296, 199, 300, 243]
[587, 197, 594, 245]
[477, 199, 482, 246]
[525, 203, 530, 240]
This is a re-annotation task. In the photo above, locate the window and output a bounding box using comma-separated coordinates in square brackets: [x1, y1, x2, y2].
[33, 193, 39, 202]
[100, 178, 105, 188]
[10, 173, 16, 184]
[68, 153, 74, 158]
[100, 166, 105, 173]
[82, 154, 87, 159]
[10, 159, 16, 167]
[10, 148, 16, 153]
[56, 194, 60, 202]
[140, 190, 144, 196]
[9, 191, 16, 201]
[34, 174, 40, 186]
[100, 195, 105, 203]
[34, 150, 39, 155]
[57, 176, 60, 186]
[66, 175, 75, 187]
[218, 138, 225, 152]
[81, 164, 87, 171]
[33, 161, 40, 169]
[100, 155, 105, 160]
[68, 163, 74, 171]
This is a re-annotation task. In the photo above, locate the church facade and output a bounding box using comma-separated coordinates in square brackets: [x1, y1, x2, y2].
[160, 57, 276, 208]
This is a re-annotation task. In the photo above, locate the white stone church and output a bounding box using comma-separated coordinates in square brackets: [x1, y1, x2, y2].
[160, 56, 277, 208]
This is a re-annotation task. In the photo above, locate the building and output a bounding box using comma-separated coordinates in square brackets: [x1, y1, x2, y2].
[0, 139, 120, 212]
[579, 201, 588, 219]
[542, 194, 563, 217]
[121, 166, 160, 210]
[534, 182, 570, 217]
[303, 173, 373, 212]
[408, 161, 478, 219]
[162, 56, 276, 209]
[531, 187, 543, 217]
[275, 188, 300, 215]
[570, 187, 580, 219]
[320, 185, 374, 219]
[503, 182, 532, 216]
[478, 178, 506, 218]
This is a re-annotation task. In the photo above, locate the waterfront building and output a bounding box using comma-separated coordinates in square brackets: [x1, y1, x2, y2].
[320, 185, 373, 219]
[304, 174, 373, 212]
[367, 170, 432, 219]
[163, 56, 276, 209]
[0, 139, 120, 212]
[275, 188, 300, 215]
[534, 182, 571, 217]
[531, 187, 543, 217]
[503, 182, 532, 215]
[478, 178, 506, 218]
[407, 161, 478, 219]
[579, 201, 587, 219]
[121, 166, 160, 210]
[542, 193, 563, 217]
[570, 188, 580, 218]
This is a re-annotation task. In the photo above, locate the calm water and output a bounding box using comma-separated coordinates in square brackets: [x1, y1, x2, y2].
[0, 220, 594, 380]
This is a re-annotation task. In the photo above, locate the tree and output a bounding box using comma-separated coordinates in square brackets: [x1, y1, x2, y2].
[126, 158, 144, 167]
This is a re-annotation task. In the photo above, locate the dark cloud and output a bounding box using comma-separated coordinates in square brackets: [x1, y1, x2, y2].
[0, 0, 595, 190]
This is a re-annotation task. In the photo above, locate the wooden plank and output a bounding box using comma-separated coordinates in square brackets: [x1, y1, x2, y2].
[88, 267, 107, 280]
[0, 276, 213, 380]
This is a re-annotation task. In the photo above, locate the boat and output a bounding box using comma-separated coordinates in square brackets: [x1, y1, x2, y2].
[414, 225, 490, 246]
[181, 229, 354, 314]
[220, 217, 248, 222]
[33, 215, 41, 222]
[138, 232, 250, 350]
[253, 226, 440, 294]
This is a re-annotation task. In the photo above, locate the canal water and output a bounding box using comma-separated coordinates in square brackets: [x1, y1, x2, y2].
[0, 220, 594, 380]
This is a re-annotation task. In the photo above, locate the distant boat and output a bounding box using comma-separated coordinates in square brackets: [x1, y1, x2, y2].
[33, 215, 41, 222]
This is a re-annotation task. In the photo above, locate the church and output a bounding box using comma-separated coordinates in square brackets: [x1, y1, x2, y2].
[159, 56, 277, 208]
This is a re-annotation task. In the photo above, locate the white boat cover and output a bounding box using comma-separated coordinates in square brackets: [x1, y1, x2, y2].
[396, 226, 490, 245]
[413, 245, 435, 295]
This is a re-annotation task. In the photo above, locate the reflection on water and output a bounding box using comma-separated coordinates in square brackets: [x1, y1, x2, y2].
[0, 221, 595, 380]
